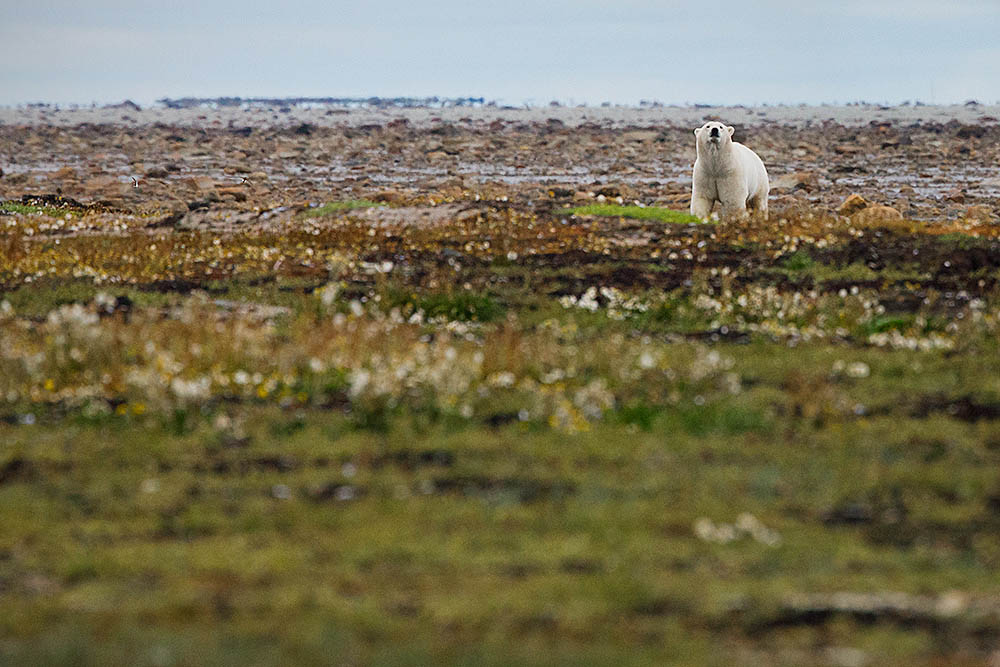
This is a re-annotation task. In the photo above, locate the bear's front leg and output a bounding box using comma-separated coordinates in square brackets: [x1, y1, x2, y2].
[690, 195, 714, 220]
[719, 202, 749, 220]
[718, 183, 750, 220]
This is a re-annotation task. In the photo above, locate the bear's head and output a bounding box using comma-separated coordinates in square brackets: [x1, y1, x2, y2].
[694, 121, 735, 150]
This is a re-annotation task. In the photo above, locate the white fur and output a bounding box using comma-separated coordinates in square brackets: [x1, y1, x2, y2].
[690, 121, 769, 220]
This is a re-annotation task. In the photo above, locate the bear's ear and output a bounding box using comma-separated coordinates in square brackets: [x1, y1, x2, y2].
[726, 126, 735, 137]
[693, 127, 701, 137]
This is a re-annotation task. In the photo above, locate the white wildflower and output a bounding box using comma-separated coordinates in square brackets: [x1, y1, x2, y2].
[846, 361, 870, 378]
[348, 368, 371, 397]
[317, 283, 340, 306]
[488, 371, 516, 388]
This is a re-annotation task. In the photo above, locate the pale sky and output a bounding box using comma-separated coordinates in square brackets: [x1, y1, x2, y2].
[2, 1, 999, 106]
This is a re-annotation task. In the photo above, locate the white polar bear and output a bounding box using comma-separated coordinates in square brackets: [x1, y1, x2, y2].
[690, 121, 769, 220]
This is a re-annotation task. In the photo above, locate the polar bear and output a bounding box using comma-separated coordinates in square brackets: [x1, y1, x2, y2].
[690, 121, 769, 220]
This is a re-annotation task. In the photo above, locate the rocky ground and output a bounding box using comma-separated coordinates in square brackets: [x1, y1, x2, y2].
[2, 103, 999, 225]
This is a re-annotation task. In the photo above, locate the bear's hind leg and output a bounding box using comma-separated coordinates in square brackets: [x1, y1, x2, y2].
[748, 193, 769, 221]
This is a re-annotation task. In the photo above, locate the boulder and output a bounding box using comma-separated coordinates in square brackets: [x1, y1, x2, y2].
[622, 130, 660, 143]
[771, 171, 818, 193]
[833, 144, 862, 155]
[964, 205, 997, 223]
[371, 190, 407, 205]
[943, 188, 965, 203]
[837, 193, 902, 224]
[837, 194, 870, 216]
[852, 204, 903, 224]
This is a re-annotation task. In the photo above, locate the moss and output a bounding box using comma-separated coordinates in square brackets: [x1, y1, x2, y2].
[563, 204, 704, 224]
[302, 199, 386, 217]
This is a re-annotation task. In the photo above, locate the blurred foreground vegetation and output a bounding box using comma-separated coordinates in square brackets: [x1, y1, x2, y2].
[2, 196, 1000, 665]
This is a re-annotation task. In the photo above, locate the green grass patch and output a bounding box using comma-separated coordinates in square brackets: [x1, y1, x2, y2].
[381, 288, 505, 322]
[776, 252, 922, 287]
[302, 199, 386, 217]
[766, 259, 884, 284]
[780, 250, 816, 272]
[563, 204, 704, 224]
[616, 401, 662, 431]
[863, 315, 914, 335]
[0, 201, 76, 218]
[0, 278, 318, 319]
[3, 394, 999, 664]
[0, 280, 105, 316]
[935, 232, 992, 248]
[664, 401, 772, 437]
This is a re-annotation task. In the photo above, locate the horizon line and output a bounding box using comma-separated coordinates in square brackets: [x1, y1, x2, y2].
[3, 96, 999, 111]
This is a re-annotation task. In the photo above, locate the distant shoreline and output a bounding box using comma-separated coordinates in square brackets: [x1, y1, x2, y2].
[2, 101, 998, 129]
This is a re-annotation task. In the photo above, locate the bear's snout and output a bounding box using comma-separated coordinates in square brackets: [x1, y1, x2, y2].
[709, 126, 720, 138]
